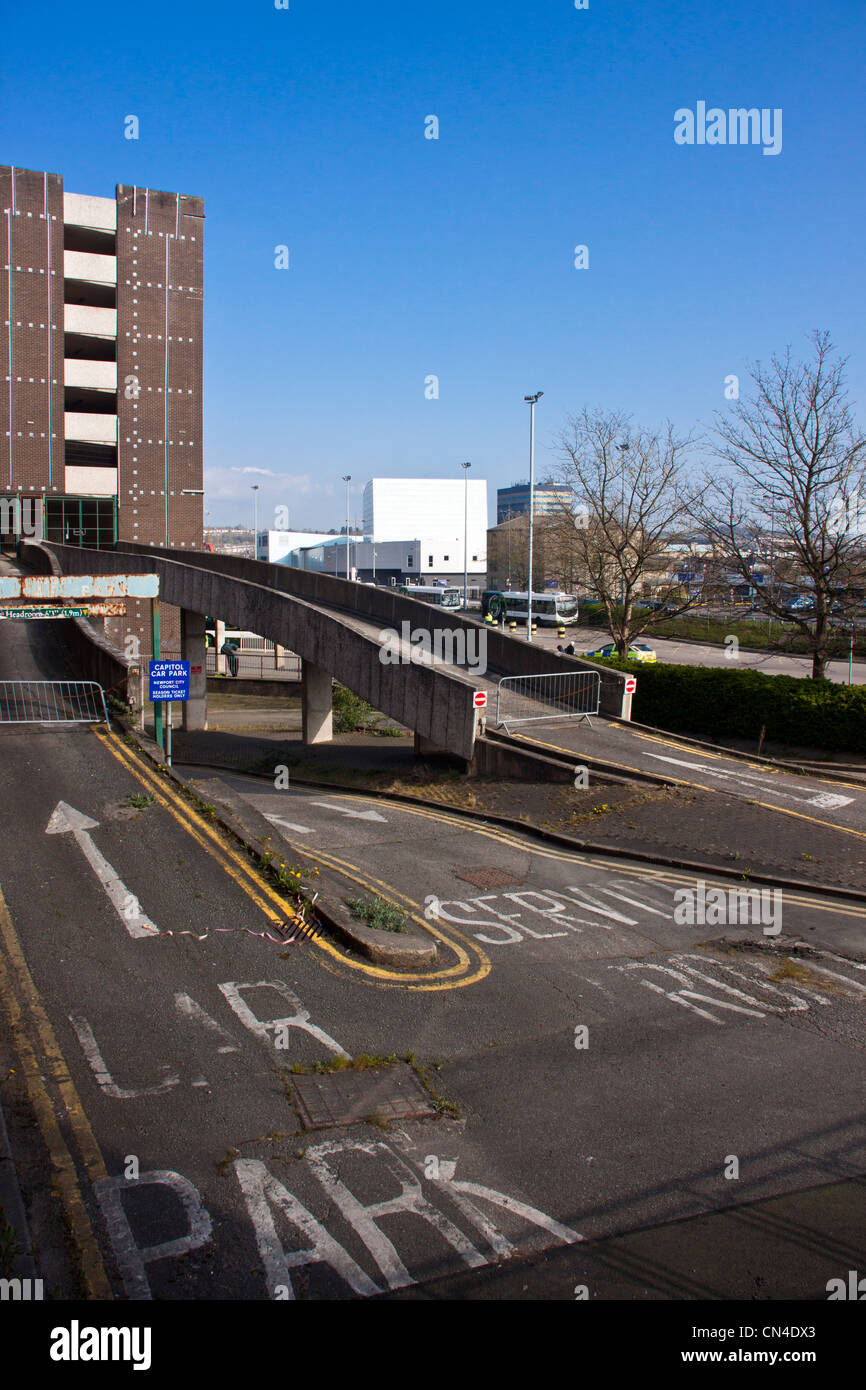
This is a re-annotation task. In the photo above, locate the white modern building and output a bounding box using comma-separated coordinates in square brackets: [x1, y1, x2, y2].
[363, 477, 488, 568]
[258, 478, 489, 588]
[256, 530, 338, 564]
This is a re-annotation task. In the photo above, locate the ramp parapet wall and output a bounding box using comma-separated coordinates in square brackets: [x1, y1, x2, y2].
[36, 542, 480, 760]
[112, 543, 633, 720]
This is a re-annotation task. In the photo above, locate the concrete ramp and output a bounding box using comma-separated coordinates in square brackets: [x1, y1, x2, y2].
[23, 541, 480, 760]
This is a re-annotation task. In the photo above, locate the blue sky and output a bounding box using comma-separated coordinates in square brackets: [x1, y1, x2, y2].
[2, 0, 864, 528]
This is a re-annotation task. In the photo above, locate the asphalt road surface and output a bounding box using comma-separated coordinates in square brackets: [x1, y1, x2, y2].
[515, 720, 866, 839]
[2, 616, 866, 1303]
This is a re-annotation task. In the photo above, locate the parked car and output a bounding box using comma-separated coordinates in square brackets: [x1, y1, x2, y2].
[585, 641, 657, 663]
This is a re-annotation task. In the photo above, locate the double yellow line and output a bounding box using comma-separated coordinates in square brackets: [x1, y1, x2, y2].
[0, 889, 111, 1297]
[93, 730, 491, 991]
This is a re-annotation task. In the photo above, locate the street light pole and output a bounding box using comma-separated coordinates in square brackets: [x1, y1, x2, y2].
[342, 475, 351, 581]
[461, 461, 471, 611]
[524, 392, 543, 640]
[251, 485, 259, 559]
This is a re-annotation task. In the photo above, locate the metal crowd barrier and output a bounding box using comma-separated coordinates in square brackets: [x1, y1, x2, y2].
[0, 680, 109, 725]
[495, 670, 601, 732]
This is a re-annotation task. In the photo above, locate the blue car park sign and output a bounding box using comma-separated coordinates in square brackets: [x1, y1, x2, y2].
[149, 661, 190, 702]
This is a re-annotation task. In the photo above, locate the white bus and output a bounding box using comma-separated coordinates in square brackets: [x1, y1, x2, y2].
[481, 590, 579, 625]
[398, 585, 463, 609]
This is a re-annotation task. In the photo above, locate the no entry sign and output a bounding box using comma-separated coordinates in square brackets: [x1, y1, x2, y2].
[473, 690, 488, 709]
[624, 677, 637, 694]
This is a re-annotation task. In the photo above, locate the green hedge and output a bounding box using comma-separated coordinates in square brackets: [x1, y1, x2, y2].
[595, 658, 866, 753]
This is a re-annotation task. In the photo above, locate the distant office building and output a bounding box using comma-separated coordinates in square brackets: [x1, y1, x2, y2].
[361, 477, 487, 575]
[497, 481, 570, 524]
[257, 530, 339, 564]
[0, 164, 204, 653]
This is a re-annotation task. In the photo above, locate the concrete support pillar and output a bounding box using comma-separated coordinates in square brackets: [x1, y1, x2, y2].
[215, 619, 226, 674]
[302, 660, 333, 744]
[414, 731, 447, 757]
[181, 608, 208, 731]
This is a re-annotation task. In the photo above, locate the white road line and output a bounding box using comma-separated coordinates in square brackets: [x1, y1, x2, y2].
[264, 813, 314, 834]
[642, 754, 853, 809]
[310, 801, 388, 822]
[45, 801, 159, 938]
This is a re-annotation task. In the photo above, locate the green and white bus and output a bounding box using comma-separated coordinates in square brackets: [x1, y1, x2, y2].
[398, 585, 463, 609]
[481, 590, 579, 625]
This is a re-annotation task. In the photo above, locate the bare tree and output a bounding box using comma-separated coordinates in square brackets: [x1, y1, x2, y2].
[699, 332, 866, 679]
[553, 407, 702, 658]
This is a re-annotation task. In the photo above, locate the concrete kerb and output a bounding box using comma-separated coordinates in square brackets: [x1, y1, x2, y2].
[167, 758, 866, 909]
[111, 720, 438, 968]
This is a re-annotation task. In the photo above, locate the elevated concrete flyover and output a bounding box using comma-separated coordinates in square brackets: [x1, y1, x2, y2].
[106, 543, 635, 720]
[21, 541, 480, 761]
[20, 542, 634, 764]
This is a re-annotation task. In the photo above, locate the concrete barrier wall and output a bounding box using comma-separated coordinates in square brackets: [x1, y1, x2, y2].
[20, 542, 141, 711]
[112, 543, 632, 719]
[36, 542, 479, 760]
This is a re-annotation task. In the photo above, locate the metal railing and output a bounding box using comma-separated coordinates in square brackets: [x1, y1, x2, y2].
[205, 650, 302, 680]
[495, 670, 601, 732]
[0, 680, 109, 725]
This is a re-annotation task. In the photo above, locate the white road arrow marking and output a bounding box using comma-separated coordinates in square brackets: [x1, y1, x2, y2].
[642, 755, 853, 810]
[45, 801, 159, 938]
[264, 813, 314, 834]
[310, 801, 388, 823]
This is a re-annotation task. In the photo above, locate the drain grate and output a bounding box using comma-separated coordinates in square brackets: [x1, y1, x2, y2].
[292, 1063, 435, 1131]
[454, 866, 524, 889]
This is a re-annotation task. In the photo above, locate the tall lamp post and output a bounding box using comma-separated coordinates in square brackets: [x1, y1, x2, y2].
[251, 485, 259, 559]
[524, 392, 543, 640]
[342, 475, 352, 581]
[461, 461, 472, 611]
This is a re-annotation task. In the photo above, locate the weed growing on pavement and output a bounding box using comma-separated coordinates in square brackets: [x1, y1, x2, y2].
[125, 792, 154, 809]
[345, 894, 410, 934]
[406, 1054, 461, 1119]
[364, 1110, 395, 1131]
[290, 1053, 398, 1075]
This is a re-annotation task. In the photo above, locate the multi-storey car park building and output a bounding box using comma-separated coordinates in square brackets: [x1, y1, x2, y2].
[0, 164, 204, 656]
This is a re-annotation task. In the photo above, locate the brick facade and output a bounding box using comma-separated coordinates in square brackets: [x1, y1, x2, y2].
[1, 166, 204, 662]
[0, 166, 66, 497]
